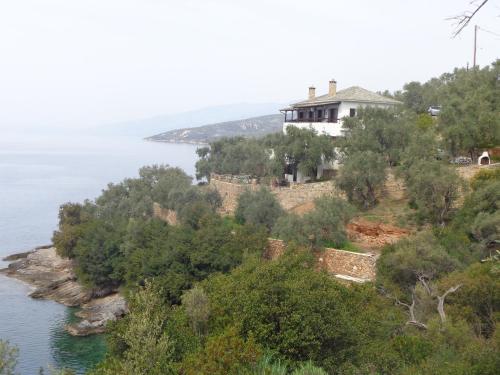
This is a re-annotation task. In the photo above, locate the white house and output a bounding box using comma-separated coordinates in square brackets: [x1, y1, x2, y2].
[280, 80, 401, 182]
[281, 79, 401, 137]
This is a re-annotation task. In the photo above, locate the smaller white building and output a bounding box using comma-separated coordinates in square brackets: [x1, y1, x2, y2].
[281, 80, 401, 137]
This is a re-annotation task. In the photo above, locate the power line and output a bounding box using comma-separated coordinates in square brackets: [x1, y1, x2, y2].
[478, 26, 500, 39]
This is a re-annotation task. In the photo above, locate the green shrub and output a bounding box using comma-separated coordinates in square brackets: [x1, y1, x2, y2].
[180, 327, 262, 375]
[235, 188, 284, 231]
[0, 340, 18, 375]
[470, 168, 500, 190]
[273, 197, 354, 248]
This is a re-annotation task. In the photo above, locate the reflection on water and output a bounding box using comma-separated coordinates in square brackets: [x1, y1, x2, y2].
[50, 308, 106, 374]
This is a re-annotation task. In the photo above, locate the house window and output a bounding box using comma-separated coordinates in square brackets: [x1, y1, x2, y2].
[317, 109, 323, 119]
[298, 111, 304, 120]
[308, 111, 314, 120]
[349, 108, 356, 117]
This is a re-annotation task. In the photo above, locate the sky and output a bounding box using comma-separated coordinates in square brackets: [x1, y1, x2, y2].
[0, 0, 499, 130]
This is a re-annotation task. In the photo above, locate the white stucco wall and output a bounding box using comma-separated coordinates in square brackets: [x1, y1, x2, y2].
[338, 101, 392, 119]
[283, 121, 344, 137]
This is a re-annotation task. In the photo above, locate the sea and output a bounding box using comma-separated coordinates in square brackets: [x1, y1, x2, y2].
[0, 131, 199, 374]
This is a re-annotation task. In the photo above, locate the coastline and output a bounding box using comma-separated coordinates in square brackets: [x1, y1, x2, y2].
[1, 247, 127, 336]
[144, 138, 209, 146]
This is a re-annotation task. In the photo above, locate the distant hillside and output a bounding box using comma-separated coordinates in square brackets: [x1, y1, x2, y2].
[146, 114, 284, 144]
[91, 103, 285, 137]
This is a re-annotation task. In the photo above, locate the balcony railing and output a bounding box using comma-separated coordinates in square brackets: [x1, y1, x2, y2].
[285, 117, 338, 123]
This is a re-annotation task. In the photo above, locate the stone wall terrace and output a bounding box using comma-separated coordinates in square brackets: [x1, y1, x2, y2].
[153, 202, 178, 226]
[210, 173, 341, 214]
[264, 238, 377, 283]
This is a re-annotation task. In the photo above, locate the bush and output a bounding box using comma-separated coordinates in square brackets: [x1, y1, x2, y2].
[181, 286, 210, 336]
[470, 168, 500, 190]
[52, 202, 94, 258]
[120, 216, 267, 304]
[0, 340, 18, 375]
[74, 219, 127, 288]
[92, 282, 176, 375]
[273, 197, 354, 248]
[203, 253, 402, 373]
[273, 214, 310, 246]
[180, 327, 262, 375]
[235, 188, 284, 231]
[377, 231, 460, 291]
[439, 262, 500, 338]
[449, 180, 500, 255]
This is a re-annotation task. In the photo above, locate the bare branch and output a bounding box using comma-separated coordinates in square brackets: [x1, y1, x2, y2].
[417, 273, 433, 296]
[437, 284, 462, 323]
[396, 292, 428, 330]
[448, 0, 489, 37]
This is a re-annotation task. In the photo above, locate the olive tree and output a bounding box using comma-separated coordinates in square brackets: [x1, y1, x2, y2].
[377, 232, 462, 329]
[275, 126, 335, 180]
[336, 151, 386, 209]
[340, 107, 412, 167]
[438, 61, 500, 159]
[406, 160, 464, 226]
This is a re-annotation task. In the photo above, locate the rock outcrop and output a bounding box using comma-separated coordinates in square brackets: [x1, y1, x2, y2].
[66, 293, 128, 336]
[1, 247, 127, 336]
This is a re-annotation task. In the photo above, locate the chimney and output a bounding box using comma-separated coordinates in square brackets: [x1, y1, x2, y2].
[308, 86, 316, 100]
[329, 79, 337, 96]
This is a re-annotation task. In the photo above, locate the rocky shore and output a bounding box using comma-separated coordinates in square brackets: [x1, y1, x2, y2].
[1, 246, 127, 336]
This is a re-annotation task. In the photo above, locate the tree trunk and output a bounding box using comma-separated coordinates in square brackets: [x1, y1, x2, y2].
[436, 284, 462, 324]
[397, 293, 428, 330]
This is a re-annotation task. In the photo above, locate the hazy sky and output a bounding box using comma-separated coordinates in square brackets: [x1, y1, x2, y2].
[0, 0, 499, 129]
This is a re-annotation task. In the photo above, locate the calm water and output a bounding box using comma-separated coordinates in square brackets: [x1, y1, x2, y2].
[0, 132, 198, 374]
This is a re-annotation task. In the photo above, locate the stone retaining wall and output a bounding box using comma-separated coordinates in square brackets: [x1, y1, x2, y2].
[210, 174, 341, 214]
[211, 164, 499, 215]
[264, 238, 377, 282]
[317, 248, 377, 281]
[272, 181, 340, 211]
[153, 203, 178, 226]
[209, 178, 260, 214]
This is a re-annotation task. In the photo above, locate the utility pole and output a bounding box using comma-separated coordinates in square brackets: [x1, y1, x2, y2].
[473, 25, 478, 68]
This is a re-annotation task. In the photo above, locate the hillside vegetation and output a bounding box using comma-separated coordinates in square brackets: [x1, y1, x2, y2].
[4, 61, 498, 374]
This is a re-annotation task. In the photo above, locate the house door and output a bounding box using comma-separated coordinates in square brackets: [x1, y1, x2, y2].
[329, 108, 338, 123]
